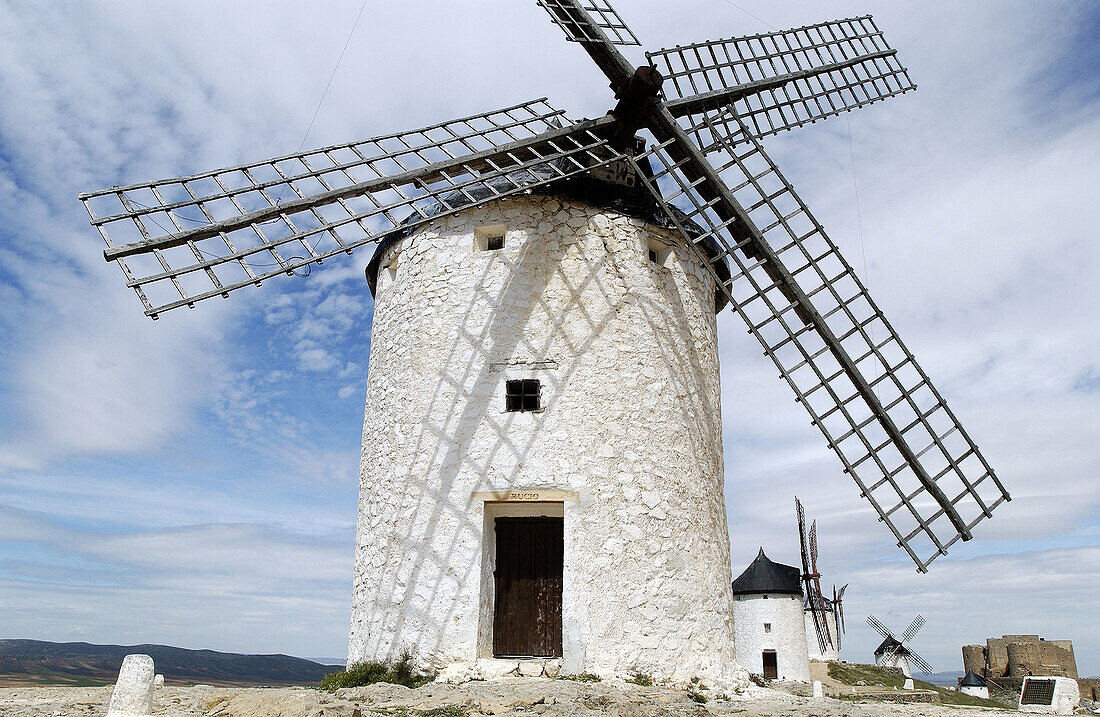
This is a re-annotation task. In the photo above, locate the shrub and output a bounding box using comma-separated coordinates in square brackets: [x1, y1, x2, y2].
[627, 673, 653, 687]
[319, 653, 434, 691]
[687, 690, 707, 703]
[560, 672, 601, 682]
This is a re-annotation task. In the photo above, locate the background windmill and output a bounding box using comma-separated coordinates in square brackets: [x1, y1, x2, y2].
[868, 614, 933, 679]
[797, 496, 843, 661]
[832, 583, 848, 651]
[76, 0, 1015, 679]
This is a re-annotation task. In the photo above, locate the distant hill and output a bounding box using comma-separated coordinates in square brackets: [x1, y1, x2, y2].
[915, 670, 964, 687]
[0, 639, 343, 687]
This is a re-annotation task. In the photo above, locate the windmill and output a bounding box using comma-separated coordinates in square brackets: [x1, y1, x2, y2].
[79, 0, 1011, 680]
[868, 614, 933, 678]
[833, 583, 849, 650]
[797, 497, 842, 660]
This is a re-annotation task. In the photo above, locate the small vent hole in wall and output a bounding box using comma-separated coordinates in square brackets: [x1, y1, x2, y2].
[764, 623, 772, 633]
[476, 224, 507, 251]
[647, 237, 668, 267]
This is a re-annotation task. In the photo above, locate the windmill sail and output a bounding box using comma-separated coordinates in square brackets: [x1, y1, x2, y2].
[538, 0, 640, 46]
[651, 17, 915, 143]
[796, 498, 829, 653]
[900, 614, 925, 643]
[80, 99, 623, 318]
[633, 108, 1010, 570]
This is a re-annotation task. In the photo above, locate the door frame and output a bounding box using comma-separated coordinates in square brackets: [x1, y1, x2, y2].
[477, 500, 566, 660]
[492, 516, 563, 657]
[762, 649, 778, 679]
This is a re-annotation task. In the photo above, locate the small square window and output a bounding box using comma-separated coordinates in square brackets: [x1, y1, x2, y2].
[648, 248, 658, 264]
[476, 224, 507, 251]
[764, 623, 772, 633]
[505, 379, 540, 412]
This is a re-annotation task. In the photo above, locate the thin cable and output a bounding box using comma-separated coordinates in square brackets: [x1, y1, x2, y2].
[299, 0, 370, 152]
[719, 0, 776, 31]
[845, 114, 880, 382]
[845, 116, 868, 284]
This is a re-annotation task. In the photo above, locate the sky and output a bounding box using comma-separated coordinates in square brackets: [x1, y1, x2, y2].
[0, 0, 1097, 675]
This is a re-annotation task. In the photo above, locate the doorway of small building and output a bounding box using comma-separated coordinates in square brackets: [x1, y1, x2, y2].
[762, 650, 778, 679]
[493, 516, 563, 657]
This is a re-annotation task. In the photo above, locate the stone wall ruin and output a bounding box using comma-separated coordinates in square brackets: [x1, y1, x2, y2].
[962, 634, 1078, 691]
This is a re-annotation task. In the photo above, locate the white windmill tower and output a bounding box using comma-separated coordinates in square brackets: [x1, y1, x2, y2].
[81, 0, 1011, 684]
[731, 548, 811, 682]
[868, 614, 934, 679]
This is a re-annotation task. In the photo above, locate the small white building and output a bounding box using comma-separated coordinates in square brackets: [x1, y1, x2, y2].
[731, 548, 811, 682]
[959, 669, 989, 698]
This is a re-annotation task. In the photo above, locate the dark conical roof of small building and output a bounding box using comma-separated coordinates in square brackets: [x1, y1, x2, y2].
[959, 670, 987, 687]
[875, 635, 910, 657]
[730, 548, 803, 596]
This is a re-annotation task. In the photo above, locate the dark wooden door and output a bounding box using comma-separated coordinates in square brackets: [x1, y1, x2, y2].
[493, 517, 563, 657]
[763, 650, 778, 679]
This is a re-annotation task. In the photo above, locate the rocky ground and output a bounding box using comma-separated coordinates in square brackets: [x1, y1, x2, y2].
[0, 676, 1013, 716]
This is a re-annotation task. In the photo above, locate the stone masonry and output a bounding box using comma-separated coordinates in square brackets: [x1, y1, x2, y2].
[962, 634, 1078, 687]
[348, 196, 746, 688]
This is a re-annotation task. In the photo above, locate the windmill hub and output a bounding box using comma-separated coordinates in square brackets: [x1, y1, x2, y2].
[608, 64, 663, 150]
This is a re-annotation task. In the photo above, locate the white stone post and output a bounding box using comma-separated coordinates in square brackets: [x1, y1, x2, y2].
[106, 654, 155, 717]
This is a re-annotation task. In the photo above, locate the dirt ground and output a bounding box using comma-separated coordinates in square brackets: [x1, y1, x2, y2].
[0, 676, 1014, 717]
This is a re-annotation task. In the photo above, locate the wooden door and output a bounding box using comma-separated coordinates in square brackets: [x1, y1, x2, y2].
[493, 517, 563, 657]
[763, 650, 778, 679]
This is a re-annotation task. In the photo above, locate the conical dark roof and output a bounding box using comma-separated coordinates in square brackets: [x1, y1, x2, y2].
[959, 670, 986, 687]
[875, 636, 910, 657]
[731, 548, 803, 596]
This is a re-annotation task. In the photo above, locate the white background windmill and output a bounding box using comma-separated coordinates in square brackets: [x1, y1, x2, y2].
[868, 614, 933, 679]
[0, 1, 1096, 671]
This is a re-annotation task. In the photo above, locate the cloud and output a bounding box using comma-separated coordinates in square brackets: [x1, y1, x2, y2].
[0, 506, 352, 655]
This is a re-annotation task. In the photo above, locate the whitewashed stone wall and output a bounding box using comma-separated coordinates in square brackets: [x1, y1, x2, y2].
[960, 684, 989, 698]
[732, 594, 810, 682]
[805, 609, 840, 662]
[348, 196, 745, 687]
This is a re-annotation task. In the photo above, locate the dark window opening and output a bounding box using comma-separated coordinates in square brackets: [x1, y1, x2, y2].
[762, 650, 778, 679]
[648, 248, 658, 263]
[506, 379, 540, 412]
[486, 234, 505, 251]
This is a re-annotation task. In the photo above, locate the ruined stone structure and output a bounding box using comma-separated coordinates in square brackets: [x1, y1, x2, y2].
[962, 634, 1078, 685]
[348, 192, 746, 688]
